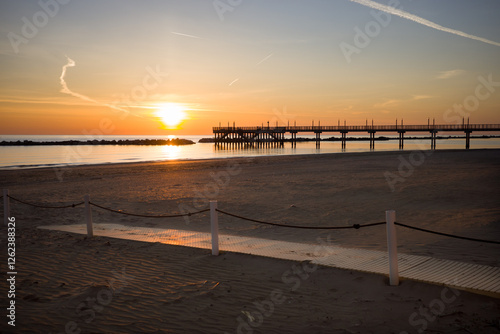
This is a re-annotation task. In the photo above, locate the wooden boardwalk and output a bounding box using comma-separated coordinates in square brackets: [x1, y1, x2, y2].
[213, 122, 500, 149]
[41, 224, 500, 297]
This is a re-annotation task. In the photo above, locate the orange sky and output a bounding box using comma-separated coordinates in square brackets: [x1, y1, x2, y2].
[1, 1, 500, 135]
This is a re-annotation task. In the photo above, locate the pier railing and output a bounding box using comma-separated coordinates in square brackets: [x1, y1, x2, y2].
[213, 123, 500, 132]
[213, 123, 500, 150]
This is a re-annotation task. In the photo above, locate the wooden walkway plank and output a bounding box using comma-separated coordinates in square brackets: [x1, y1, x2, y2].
[39, 224, 500, 296]
[459, 266, 497, 287]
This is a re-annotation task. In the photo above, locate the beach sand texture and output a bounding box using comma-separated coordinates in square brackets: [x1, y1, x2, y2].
[0, 149, 499, 333]
[40, 222, 500, 295]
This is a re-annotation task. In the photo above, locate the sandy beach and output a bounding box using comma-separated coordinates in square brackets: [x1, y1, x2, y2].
[1, 149, 499, 333]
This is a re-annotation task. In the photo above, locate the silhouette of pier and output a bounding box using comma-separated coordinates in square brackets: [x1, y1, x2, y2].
[213, 120, 500, 150]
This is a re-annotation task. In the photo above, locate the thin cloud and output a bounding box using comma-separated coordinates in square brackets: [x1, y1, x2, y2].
[435, 69, 465, 79]
[60, 56, 100, 104]
[255, 53, 273, 66]
[374, 95, 433, 108]
[348, 0, 500, 47]
[171, 31, 202, 39]
[59, 56, 132, 114]
[412, 95, 433, 100]
[228, 53, 273, 86]
[0, 97, 93, 106]
[374, 99, 400, 108]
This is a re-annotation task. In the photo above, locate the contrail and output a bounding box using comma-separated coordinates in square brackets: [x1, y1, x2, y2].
[435, 69, 464, 79]
[255, 53, 273, 66]
[171, 31, 202, 39]
[348, 0, 500, 47]
[229, 78, 239, 86]
[228, 53, 273, 86]
[60, 56, 132, 114]
[60, 56, 100, 104]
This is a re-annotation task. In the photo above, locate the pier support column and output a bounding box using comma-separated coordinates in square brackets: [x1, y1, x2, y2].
[398, 131, 405, 150]
[315, 131, 321, 149]
[465, 131, 471, 149]
[341, 131, 347, 150]
[430, 131, 438, 150]
[369, 131, 376, 150]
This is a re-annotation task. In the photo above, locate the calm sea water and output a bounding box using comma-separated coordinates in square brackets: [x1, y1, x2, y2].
[1, 134, 499, 169]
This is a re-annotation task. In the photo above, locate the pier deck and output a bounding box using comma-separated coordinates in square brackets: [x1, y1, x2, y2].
[213, 123, 500, 149]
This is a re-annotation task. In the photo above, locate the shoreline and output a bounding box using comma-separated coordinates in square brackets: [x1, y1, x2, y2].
[1, 147, 499, 172]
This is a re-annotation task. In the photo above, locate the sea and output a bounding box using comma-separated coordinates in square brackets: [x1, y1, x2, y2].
[1, 134, 499, 169]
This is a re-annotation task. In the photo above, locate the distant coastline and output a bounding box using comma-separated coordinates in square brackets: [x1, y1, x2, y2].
[0, 138, 195, 146]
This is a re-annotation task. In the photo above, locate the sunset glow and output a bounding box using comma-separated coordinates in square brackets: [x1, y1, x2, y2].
[156, 103, 187, 129]
[0, 1, 499, 135]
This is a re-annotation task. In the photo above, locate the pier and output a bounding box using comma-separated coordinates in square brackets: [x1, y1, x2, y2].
[213, 120, 500, 150]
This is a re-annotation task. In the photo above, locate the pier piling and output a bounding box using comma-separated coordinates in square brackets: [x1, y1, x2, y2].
[213, 122, 500, 150]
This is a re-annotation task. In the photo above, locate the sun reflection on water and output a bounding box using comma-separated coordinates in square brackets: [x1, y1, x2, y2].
[160, 144, 182, 160]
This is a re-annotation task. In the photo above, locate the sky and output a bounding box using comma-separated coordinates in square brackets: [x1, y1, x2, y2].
[1, 0, 499, 135]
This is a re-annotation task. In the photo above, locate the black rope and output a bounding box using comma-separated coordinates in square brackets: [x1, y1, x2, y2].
[5, 191, 499, 244]
[395, 222, 500, 245]
[8, 195, 84, 209]
[90, 201, 210, 218]
[216, 209, 386, 230]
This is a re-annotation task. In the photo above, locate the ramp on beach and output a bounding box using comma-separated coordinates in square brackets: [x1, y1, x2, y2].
[40, 223, 500, 296]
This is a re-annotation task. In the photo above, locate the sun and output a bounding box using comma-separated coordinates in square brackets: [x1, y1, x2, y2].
[156, 103, 187, 128]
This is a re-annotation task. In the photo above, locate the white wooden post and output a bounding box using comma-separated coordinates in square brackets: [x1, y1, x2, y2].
[84, 195, 93, 237]
[3, 189, 10, 226]
[386, 210, 399, 286]
[210, 200, 219, 256]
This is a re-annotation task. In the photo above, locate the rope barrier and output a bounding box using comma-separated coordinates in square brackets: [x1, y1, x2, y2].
[395, 222, 500, 245]
[2, 192, 499, 244]
[216, 208, 386, 230]
[8, 195, 84, 209]
[90, 201, 210, 218]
